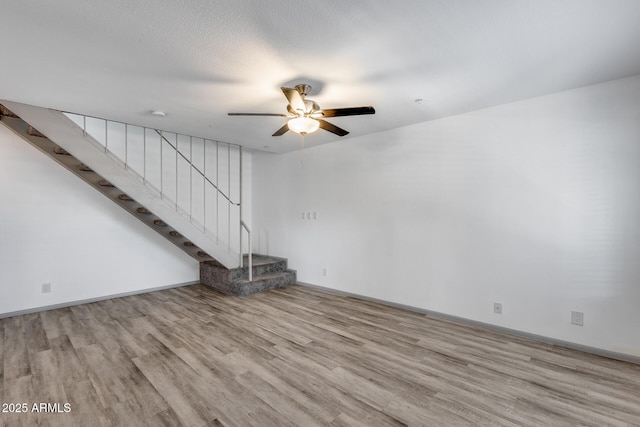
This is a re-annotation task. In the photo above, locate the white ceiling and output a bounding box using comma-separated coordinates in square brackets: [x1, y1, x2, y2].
[2, 0, 640, 153]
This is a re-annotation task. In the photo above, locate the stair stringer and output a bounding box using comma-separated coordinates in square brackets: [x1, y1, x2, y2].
[1, 100, 240, 268]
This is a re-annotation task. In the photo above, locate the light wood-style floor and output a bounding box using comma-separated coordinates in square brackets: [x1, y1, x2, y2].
[1, 284, 639, 426]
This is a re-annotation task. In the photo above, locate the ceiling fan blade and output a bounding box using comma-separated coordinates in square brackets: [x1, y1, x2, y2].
[228, 112, 288, 117]
[318, 119, 349, 137]
[272, 123, 289, 136]
[281, 87, 306, 115]
[319, 106, 375, 118]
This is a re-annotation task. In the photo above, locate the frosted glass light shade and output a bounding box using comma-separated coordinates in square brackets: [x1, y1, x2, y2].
[287, 117, 320, 134]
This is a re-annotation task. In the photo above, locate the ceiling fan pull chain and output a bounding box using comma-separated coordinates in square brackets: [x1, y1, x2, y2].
[300, 134, 305, 168]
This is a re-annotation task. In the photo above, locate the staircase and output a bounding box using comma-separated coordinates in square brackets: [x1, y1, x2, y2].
[0, 101, 296, 294]
[0, 103, 220, 261]
[201, 254, 296, 296]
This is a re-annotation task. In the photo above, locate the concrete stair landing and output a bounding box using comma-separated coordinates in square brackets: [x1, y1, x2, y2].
[200, 254, 296, 296]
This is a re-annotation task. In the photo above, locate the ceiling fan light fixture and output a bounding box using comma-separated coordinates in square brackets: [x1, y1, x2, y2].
[228, 85, 375, 137]
[287, 117, 319, 134]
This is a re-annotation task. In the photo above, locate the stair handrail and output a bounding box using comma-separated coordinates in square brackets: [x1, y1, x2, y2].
[240, 220, 252, 282]
[238, 143, 251, 281]
[153, 129, 239, 206]
[66, 111, 239, 205]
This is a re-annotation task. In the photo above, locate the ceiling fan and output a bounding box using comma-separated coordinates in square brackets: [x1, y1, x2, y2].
[228, 84, 375, 137]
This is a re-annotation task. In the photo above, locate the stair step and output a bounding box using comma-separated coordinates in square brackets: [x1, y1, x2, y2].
[0, 104, 19, 118]
[53, 146, 70, 155]
[213, 270, 297, 297]
[201, 254, 288, 284]
[200, 253, 296, 296]
[242, 254, 288, 275]
[27, 125, 45, 137]
[234, 270, 295, 285]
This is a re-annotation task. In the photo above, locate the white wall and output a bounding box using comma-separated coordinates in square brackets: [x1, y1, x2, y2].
[0, 124, 199, 315]
[252, 74, 640, 357]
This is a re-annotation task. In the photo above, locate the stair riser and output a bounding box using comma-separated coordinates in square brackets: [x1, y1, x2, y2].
[237, 260, 288, 280]
[201, 259, 288, 284]
[205, 270, 296, 297]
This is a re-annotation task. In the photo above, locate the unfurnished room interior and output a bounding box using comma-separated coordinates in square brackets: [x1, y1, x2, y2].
[1, 1, 640, 426]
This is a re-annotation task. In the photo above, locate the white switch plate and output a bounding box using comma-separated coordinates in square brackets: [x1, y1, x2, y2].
[493, 302, 502, 314]
[571, 311, 584, 326]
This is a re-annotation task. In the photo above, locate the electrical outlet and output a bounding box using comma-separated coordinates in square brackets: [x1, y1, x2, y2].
[571, 311, 584, 326]
[322, 268, 327, 277]
[42, 283, 51, 293]
[493, 302, 502, 314]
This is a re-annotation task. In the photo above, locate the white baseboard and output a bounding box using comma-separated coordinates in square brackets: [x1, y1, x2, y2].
[0, 280, 199, 319]
[298, 282, 640, 366]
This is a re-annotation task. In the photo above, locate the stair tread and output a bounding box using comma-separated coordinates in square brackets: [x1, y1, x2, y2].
[241, 254, 286, 267]
[234, 270, 295, 284]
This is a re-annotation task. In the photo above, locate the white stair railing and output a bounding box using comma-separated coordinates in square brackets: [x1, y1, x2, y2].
[62, 112, 252, 276]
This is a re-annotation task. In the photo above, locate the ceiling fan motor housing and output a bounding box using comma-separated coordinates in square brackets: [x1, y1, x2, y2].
[295, 84, 312, 97]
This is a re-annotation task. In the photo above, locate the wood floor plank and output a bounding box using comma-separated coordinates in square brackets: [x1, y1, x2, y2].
[163, 350, 269, 426]
[104, 399, 150, 427]
[104, 347, 170, 419]
[23, 314, 50, 357]
[63, 379, 111, 427]
[2, 375, 38, 427]
[133, 352, 209, 427]
[148, 407, 183, 427]
[3, 317, 30, 381]
[1, 283, 639, 426]
[76, 344, 128, 409]
[244, 406, 299, 427]
[48, 335, 89, 389]
[39, 308, 72, 341]
[59, 314, 95, 350]
[235, 352, 337, 424]
[234, 370, 325, 426]
[29, 349, 69, 407]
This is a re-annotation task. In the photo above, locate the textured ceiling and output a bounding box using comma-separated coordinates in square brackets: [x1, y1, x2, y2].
[2, 0, 640, 153]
